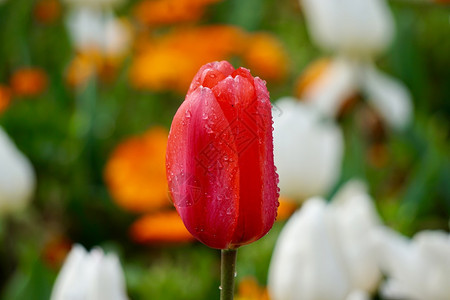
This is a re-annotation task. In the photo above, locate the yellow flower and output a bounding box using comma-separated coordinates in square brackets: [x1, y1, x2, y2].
[10, 68, 48, 97]
[104, 127, 170, 213]
[130, 211, 195, 244]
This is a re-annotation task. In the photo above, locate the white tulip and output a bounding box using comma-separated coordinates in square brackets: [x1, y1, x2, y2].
[268, 180, 382, 300]
[374, 228, 450, 300]
[0, 127, 35, 215]
[301, 57, 413, 130]
[51, 244, 128, 300]
[273, 98, 343, 202]
[300, 0, 394, 57]
[66, 8, 131, 57]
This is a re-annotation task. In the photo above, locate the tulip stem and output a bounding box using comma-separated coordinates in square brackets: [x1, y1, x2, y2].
[220, 249, 237, 300]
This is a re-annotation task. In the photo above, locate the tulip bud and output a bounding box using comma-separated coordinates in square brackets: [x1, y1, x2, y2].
[166, 61, 279, 250]
[268, 180, 381, 300]
[300, 0, 394, 56]
[273, 98, 343, 202]
[51, 244, 128, 300]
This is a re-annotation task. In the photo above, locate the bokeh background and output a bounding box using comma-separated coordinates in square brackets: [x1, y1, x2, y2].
[0, 0, 449, 299]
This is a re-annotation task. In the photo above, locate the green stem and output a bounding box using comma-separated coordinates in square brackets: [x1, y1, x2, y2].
[220, 249, 238, 300]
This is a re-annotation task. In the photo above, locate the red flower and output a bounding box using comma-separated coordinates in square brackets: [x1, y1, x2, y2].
[166, 61, 279, 249]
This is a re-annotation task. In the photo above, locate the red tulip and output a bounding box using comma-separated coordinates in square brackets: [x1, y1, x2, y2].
[166, 61, 279, 249]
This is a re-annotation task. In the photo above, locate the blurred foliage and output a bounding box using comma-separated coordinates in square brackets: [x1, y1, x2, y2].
[0, 0, 449, 299]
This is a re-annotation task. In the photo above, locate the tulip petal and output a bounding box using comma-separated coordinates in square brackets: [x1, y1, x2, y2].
[268, 199, 350, 300]
[362, 65, 413, 130]
[167, 86, 240, 249]
[187, 60, 235, 96]
[273, 98, 343, 201]
[0, 127, 35, 215]
[211, 72, 278, 246]
[300, 0, 394, 55]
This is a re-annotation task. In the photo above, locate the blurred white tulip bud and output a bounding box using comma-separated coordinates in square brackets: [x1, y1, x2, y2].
[373, 228, 450, 300]
[0, 127, 35, 215]
[268, 180, 382, 300]
[66, 8, 131, 57]
[300, 0, 394, 57]
[51, 244, 129, 300]
[273, 98, 343, 202]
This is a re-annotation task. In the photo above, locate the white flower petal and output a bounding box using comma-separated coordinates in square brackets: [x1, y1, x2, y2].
[66, 8, 130, 56]
[269, 181, 383, 300]
[268, 198, 350, 300]
[362, 65, 413, 130]
[0, 127, 35, 215]
[273, 98, 344, 202]
[51, 245, 128, 300]
[373, 228, 450, 299]
[331, 180, 382, 292]
[300, 0, 394, 56]
[51, 245, 89, 300]
[89, 253, 128, 300]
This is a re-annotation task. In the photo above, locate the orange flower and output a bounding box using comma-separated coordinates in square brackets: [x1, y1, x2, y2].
[130, 211, 195, 243]
[104, 127, 170, 213]
[236, 277, 270, 300]
[242, 33, 289, 82]
[34, 0, 61, 24]
[129, 25, 245, 93]
[134, 0, 222, 26]
[10, 68, 48, 97]
[0, 85, 11, 114]
[295, 58, 331, 98]
[276, 196, 298, 221]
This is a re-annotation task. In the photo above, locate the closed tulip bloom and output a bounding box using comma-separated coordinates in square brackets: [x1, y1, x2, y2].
[0, 127, 35, 215]
[273, 98, 343, 202]
[51, 244, 128, 300]
[268, 180, 381, 300]
[166, 61, 279, 250]
[373, 228, 450, 300]
[66, 8, 131, 57]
